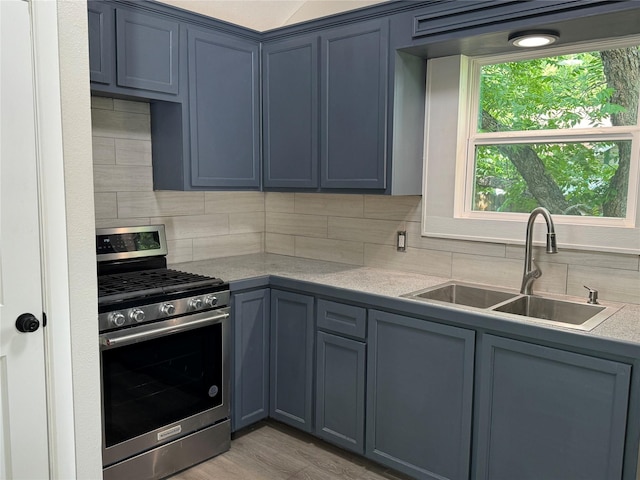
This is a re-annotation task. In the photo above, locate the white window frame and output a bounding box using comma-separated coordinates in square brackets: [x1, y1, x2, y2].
[422, 37, 640, 254]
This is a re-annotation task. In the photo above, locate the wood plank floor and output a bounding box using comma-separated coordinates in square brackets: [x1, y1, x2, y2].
[169, 421, 413, 480]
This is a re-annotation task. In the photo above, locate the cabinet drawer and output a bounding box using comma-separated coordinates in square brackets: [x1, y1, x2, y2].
[317, 299, 366, 339]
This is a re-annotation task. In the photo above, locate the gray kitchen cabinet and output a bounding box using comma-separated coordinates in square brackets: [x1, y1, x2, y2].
[262, 18, 390, 191]
[187, 26, 260, 188]
[270, 290, 315, 432]
[320, 19, 388, 189]
[263, 35, 319, 188]
[88, 3, 180, 97]
[115, 8, 179, 95]
[367, 309, 475, 480]
[315, 300, 366, 454]
[231, 289, 270, 432]
[87, 1, 113, 85]
[475, 334, 630, 480]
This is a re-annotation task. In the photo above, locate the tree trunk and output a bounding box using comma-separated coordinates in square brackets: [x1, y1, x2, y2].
[481, 112, 571, 214]
[600, 47, 640, 217]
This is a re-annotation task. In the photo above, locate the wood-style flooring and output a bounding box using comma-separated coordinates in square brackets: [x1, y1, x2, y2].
[169, 421, 412, 480]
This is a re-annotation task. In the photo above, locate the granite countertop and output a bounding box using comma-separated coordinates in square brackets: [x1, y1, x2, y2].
[172, 253, 640, 345]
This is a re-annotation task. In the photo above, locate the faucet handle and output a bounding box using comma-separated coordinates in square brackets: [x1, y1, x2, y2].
[531, 258, 542, 278]
[583, 285, 599, 304]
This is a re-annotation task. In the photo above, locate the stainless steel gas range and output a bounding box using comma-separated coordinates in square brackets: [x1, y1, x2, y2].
[96, 225, 230, 480]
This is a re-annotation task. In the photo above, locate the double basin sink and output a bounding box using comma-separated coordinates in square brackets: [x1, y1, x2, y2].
[402, 282, 620, 330]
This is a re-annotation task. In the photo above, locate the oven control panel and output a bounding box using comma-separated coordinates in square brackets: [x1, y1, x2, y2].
[99, 290, 230, 332]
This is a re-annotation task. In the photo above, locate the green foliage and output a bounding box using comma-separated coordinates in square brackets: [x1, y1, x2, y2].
[474, 48, 637, 216]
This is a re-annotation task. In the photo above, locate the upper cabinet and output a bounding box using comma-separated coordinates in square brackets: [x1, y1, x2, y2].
[320, 19, 388, 190]
[262, 18, 424, 194]
[186, 27, 260, 188]
[115, 8, 179, 95]
[263, 35, 319, 189]
[87, 1, 112, 84]
[88, 3, 180, 100]
[262, 19, 394, 192]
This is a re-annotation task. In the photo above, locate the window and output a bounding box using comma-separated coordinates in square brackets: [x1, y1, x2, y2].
[422, 37, 640, 254]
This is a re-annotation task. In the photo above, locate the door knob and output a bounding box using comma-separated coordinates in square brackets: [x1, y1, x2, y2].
[15, 313, 40, 333]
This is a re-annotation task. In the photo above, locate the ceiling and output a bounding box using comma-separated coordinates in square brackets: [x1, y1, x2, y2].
[155, 0, 388, 32]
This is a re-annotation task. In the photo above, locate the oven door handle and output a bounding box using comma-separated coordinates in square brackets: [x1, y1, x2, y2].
[100, 310, 229, 349]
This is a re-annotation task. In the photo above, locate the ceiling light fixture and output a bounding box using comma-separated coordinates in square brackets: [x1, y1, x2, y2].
[508, 30, 559, 48]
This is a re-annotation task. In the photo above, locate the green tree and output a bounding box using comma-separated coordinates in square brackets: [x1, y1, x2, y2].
[477, 46, 640, 217]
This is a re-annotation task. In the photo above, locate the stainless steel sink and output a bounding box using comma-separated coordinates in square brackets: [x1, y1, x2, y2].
[403, 281, 620, 330]
[492, 294, 619, 330]
[403, 282, 518, 309]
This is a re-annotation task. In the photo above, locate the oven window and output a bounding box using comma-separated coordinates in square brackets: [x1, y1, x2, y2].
[102, 323, 223, 447]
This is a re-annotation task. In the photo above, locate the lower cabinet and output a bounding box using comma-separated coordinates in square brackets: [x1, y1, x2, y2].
[270, 290, 315, 432]
[474, 334, 631, 480]
[315, 299, 367, 453]
[231, 289, 270, 432]
[366, 309, 475, 480]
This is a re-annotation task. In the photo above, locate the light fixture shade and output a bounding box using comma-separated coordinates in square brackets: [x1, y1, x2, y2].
[509, 30, 559, 48]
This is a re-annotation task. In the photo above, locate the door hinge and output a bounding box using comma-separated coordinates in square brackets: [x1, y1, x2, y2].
[42, 311, 47, 327]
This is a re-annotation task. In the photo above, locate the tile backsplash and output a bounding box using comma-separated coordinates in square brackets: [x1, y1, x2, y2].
[91, 97, 264, 264]
[92, 97, 640, 304]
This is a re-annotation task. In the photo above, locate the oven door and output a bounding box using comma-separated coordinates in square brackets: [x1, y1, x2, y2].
[99, 308, 230, 467]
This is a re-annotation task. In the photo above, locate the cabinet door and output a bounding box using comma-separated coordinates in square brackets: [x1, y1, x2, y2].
[87, 1, 113, 85]
[115, 8, 179, 94]
[188, 27, 260, 188]
[232, 289, 270, 432]
[321, 19, 388, 189]
[270, 290, 314, 432]
[475, 335, 630, 480]
[263, 36, 319, 188]
[367, 310, 475, 480]
[316, 331, 365, 454]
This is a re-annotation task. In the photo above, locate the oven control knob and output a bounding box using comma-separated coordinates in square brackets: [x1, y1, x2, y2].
[129, 308, 145, 323]
[204, 295, 218, 307]
[189, 298, 203, 310]
[160, 303, 175, 316]
[109, 312, 126, 327]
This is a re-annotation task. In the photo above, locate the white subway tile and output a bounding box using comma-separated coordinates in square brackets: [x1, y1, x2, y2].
[95, 193, 117, 219]
[117, 191, 205, 218]
[452, 253, 568, 295]
[91, 96, 113, 110]
[295, 236, 364, 265]
[295, 193, 364, 218]
[266, 212, 327, 238]
[113, 99, 150, 114]
[364, 244, 451, 277]
[205, 191, 265, 213]
[94, 165, 153, 193]
[568, 265, 640, 304]
[115, 139, 152, 166]
[166, 239, 193, 264]
[149, 214, 229, 240]
[193, 233, 263, 261]
[92, 137, 115, 164]
[91, 108, 151, 141]
[230, 212, 265, 234]
[265, 192, 295, 213]
[364, 195, 421, 221]
[405, 221, 506, 257]
[329, 216, 403, 245]
[265, 233, 295, 256]
[507, 244, 640, 271]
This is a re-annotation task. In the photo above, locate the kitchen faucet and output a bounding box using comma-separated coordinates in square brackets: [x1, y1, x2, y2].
[520, 207, 558, 295]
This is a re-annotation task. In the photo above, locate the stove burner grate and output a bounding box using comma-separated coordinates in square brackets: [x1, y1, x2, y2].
[98, 268, 224, 305]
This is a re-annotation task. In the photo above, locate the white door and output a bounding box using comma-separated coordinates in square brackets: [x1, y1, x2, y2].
[0, 0, 50, 478]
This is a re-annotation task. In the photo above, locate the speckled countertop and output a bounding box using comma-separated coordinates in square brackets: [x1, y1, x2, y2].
[172, 253, 640, 345]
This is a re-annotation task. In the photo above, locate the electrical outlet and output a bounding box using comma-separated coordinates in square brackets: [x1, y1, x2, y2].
[397, 231, 406, 252]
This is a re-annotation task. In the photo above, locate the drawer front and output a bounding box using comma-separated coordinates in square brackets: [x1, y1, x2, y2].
[317, 299, 366, 340]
